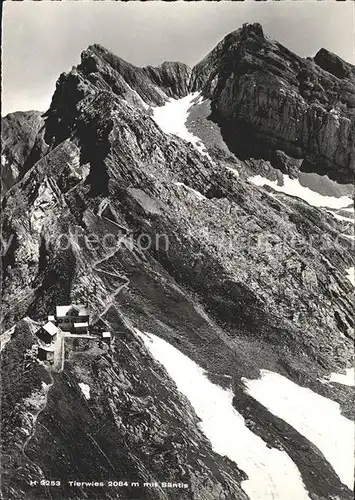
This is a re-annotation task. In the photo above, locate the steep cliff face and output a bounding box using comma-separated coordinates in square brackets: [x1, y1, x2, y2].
[144, 61, 192, 98]
[192, 23, 355, 183]
[1, 25, 354, 500]
[1, 111, 46, 194]
[314, 48, 355, 81]
[43, 45, 192, 148]
[79, 44, 190, 105]
[31, 23, 355, 184]
[2, 319, 249, 500]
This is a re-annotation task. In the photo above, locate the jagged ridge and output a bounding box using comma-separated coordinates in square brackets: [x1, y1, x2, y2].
[1, 23, 354, 500]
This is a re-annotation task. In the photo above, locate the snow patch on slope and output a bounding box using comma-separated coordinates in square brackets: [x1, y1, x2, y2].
[152, 92, 211, 158]
[323, 368, 354, 387]
[329, 211, 354, 223]
[79, 383, 90, 400]
[249, 174, 353, 210]
[42, 381, 51, 391]
[346, 267, 354, 286]
[242, 370, 354, 489]
[0, 325, 15, 352]
[174, 182, 206, 200]
[225, 166, 240, 178]
[136, 330, 311, 500]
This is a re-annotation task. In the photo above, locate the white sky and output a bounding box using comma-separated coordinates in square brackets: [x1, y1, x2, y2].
[2, 1, 354, 115]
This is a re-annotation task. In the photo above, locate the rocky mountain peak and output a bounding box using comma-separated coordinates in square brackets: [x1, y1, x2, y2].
[217, 22, 265, 51]
[314, 48, 355, 81]
[189, 25, 355, 183]
[43, 43, 196, 149]
[1, 23, 354, 500]
[79, 43, 192, 98]
[3, 24, 355, 189]
[80, 42, 140, 78]
[240, 22, 265, 40]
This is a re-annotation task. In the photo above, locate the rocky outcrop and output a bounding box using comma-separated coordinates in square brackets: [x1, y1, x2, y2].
[144, 61, 192, 98]
[38, 24, 355, 183]
[1, 111, 46, 194]
[314, 48, 355, 81]
[3, 24, 354, 192]
[43, 46, 194, 148]
[79, 44, 186, 106]
[1, 25, 354, 500]
[1, 317, 249, 500]
[192, 23, 355, 183]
